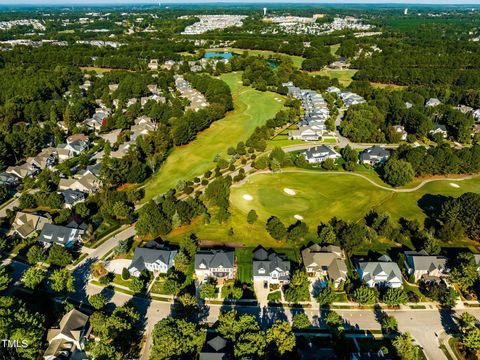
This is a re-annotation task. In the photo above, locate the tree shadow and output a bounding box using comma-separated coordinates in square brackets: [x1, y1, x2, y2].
[417, 194, 450, 227]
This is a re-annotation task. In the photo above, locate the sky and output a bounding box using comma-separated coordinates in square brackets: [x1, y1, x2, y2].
[2, 0, 480, 5]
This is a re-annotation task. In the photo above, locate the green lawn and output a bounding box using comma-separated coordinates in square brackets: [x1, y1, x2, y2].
[165, 171, 480, 250]
[205, 48, 305, 68]
[309, 69, 358, 86]
[235, 248, 253, 283]
[142, 72, 285, 202]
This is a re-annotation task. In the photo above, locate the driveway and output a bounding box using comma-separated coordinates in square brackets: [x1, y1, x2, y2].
[105, 259, 132, 274]
[253, 280, 271, 307]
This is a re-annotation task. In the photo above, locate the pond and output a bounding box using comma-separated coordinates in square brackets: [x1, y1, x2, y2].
[203, 51, 234, 60]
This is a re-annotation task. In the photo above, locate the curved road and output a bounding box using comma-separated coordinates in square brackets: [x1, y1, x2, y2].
[233, 169, 477, 193]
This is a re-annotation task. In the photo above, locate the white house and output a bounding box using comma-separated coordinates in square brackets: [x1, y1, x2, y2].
[404, 250, 448, 282]
[288, 126, 321, 141]
[357, 255, 403, 288]
[128, 241, 177, 277]
[303, 145, 341, 164]
[252, 247, 290, 285]
[195, 249, 235, 283]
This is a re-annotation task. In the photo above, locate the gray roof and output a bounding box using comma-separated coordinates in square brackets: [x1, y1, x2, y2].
[404, 251, 448, 272]
[38, 223, 82, 246]
[60, 189, 86, 205]
[199, 335, 228, 360]
[304, 145, 339, 159]
[358, 257, 402, 285]
[360, 146, 390, 161]
[252, 247, 290, 279]
[301, 244, 347, 282]
[129, 241, 177, 273]
[0, 172, 20, 187]
[47, 309, 89, 343]
[195, 249, 235, 270]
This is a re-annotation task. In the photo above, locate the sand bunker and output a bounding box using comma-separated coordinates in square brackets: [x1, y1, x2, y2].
[294, 214, 304, 220]
[449, 183, 460, 188]
[243, 194, 253, 201]
[283, 188, 296, 196]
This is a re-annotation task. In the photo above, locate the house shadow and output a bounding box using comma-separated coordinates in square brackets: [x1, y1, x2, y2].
[439, 308, 458, 335]
[261, 304, 287, 327]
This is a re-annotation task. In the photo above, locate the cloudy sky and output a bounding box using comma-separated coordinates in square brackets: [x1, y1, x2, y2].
[2, 0, 480, 5]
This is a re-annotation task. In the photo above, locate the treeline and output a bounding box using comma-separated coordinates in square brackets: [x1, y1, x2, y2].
[340, 81, 475, 144]
[393, 144, 480, 177]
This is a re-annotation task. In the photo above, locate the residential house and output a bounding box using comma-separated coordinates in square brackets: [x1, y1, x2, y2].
[357, 255, 403, 288]
[85, 109, 110, 131]
[110, 143, 132, 159]
[301, 244, 347, 288]
[359, 146, 391, 166]
[28, 148, 59, 169]
[392, 125, 408, 141]
[195, 249, 235, 283]
[199, 335, 229, 360]
[108, 83, 119, 94]
[12, 212, 51, 239]
[404, 250, 448, 282]
[6, 163, 38, 179]
[55, 147, 73, 163]
[252, 247, 290, 285]
[288, 126, 321, 141]
[99, 128, 121, 145]
[43, 309, 91, 360]
[148, 59, 159, 71]
[429, 124, 448, 138]
[303, 145, 340, 164]
[58, 173, 102, 193]
[0, 172, 20, 187]
[38, 223, 84, 248]
[339, 91, 365, 107]
[128, 240, 178, 277]
[326, 86, 341, 95]
[58, 135, 89, 156]
[455, 105, 473, 114]
[426, 98, 441, 107]
[405, 102, 413, 109]
[59, 189, 86, 209]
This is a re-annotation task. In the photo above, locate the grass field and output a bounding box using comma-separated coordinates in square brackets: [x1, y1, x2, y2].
[371, 82, 408, 90]
[204, 48, 305, 68]
[309, 69, 358, 86]
[142, 72, 285, 202]
[165, 170, 480, 250]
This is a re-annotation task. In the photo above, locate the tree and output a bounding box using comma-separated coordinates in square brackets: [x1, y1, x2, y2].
[129, 277, 144, 294]
[450, 252, 478, 293]
[463, 327, 480, 352]
[381, 315, 398, 334]
[0, 296, 45, 359]
[22, 266, 46, 289]
[284, 270, 310, 303]
[266, 216, 287, 240]
[173, 250, 191, 274]
[317, 223, 337, 244]
[0, 265, 11, 291]
[49, 268, 75, 293]
[321, 158, 336, 170]
[122, 267, 131, 281]
[87, 341, 117, 360]
[353, 286, 378, 305]
[266, 320, 296, 355]
[47, 244, 73, 266]
[317, 287, 337, 307]
[234, 331, 267, 359]
[26, 245, 47, 264]
[382, 158, 415, 187]
[383, 287, 409, 307]
[292, 313, 311, 329]
[247, 209, 258, 224]
[325, 311, 344, 335]
[458, 312, 477, 334]
[199, 283, 216, 299]
[150, 317, 206, 360]
[393, 332, 419, 360]
[217, 310, 260, 341]
[89, 293, 106, 310]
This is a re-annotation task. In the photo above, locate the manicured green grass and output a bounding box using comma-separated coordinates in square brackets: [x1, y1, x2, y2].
[309, 69, 358, 86]
[330, 44, 340, 56]
[236, 248, 253, 284]
[205, 48, 305, 68]
[142, 72, 285, 202]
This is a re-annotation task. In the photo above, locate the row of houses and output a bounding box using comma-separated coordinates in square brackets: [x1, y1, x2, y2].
[0, 135, 91, 187]
[300, 144, 392, 166]
[127, 242, 349, 288]
[283, 82, 330, 141]
[174, 75, 209, 112]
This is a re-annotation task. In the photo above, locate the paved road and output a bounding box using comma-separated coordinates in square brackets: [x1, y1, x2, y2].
[73, 279, 480, 360]
[0, 196, 19, 218]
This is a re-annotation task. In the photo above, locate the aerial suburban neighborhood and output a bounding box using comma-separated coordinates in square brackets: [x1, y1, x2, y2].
[0, 2, 480, 360]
